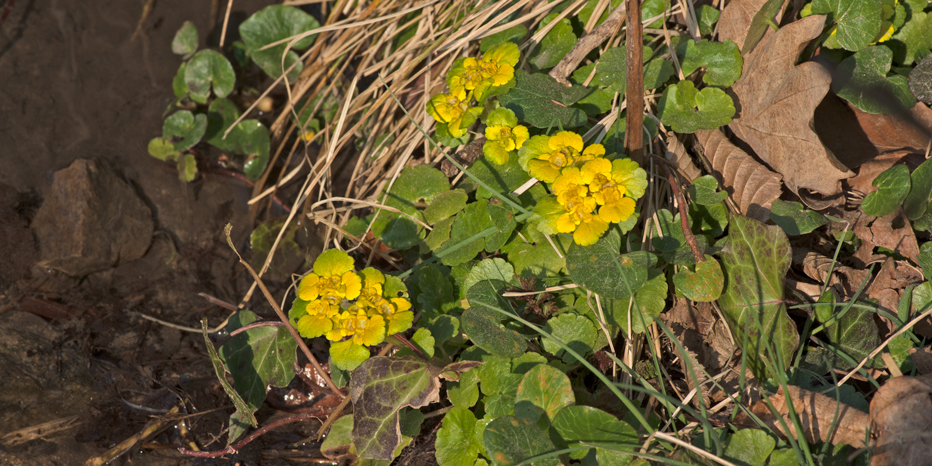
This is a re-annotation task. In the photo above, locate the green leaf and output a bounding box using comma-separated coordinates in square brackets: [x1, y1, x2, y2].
[483, 416, 559, 466]
[652, 208, 709, 267]
[890, 11, 932, 65]
[678, 39, 743, 87]
[499, 70, 590, 129]
[350, 356, 442, 460]
[657, 80, 735, 133]
[770, 200, 829, 236]
[566, 229, 650, 300]
[239, 5, 320, 80]
[219, 310, 298, 442]
[470, 152, 532, 202]
[529, 13, 576, 71]
[688, 175, 728, 205]
[463, 280, 527, 358]
[177, 152, 198, 182]
[250, 217, 303, 282]
[823, 303, 883, 370]
[425, 189, 468, 224]
[162, 110, 207, 151]
[184, 49, 235, 103]
[904, 158, 932, 220]
[425, 216, 454, 252]
[507, 241, 566, 277]
[447, 369, 480, 409]
[395, 328, 435, 359]
[742, 0, 787, 53]
[436, 407, 483, 466]
[551, 406, 637, 462]
[415, 265, 457, 316]
[833, 45, 917, 113]
[628, 269, 668, 334]
[238, 120, 271, 181]
[172, 62, 189, 98]
[579, 0, 624, 27]
[320, 415, 353, 460]
[331, 340, 371, 371]
[812, 0, 882, 52]
[541, 313, 598, 364]
[204, 97, 242, 152]
[592, 47, 674, 93]
[480, 25, 527, 52]
[148, 137, 181, 162]
[438, 202, 507, 267]
[375, 165, 449, 237]
[514, 364, 574, 422]
[464, 258, 515, 294]
[689, 202, 728, 237]
[861, 164, 910, 217]
[724, 429, 776, 466]
[200, 319, 256, 442]
[673, 256, 725, 302]
[717, 216, 799, 379]
[696, 5, 721, 36]
[171, 21, 198, 58]
[909, 53, 932, 104]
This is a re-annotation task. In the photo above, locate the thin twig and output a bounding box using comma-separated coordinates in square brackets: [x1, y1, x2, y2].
[548, 3, 627, 86]
[624, 0, 644, 164]
[178, 410, 321, 458]
[662, 163, 704, 264]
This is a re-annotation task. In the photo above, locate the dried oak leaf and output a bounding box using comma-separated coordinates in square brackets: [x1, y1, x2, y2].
[694, 129, 783, 222]
[871, 374, 932, 466]
[718, 0, 788, 54]
[734, 385, 870, 447]
[729, 15, 853, 195]
[847, 208, 921, 264]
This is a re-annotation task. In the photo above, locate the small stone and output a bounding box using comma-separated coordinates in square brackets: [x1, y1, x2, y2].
[32, 158, 153, 276]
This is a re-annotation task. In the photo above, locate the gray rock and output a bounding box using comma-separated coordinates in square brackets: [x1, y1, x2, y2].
[32, 158, 153, 276]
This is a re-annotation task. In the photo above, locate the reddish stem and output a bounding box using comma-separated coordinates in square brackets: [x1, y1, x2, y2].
[178, 411, 320, 458]
[662, 163, 705, 264]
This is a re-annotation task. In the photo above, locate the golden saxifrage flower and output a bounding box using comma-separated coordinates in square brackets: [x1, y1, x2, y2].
[289, 249, 413, 371]
[483, 107, 529, 165]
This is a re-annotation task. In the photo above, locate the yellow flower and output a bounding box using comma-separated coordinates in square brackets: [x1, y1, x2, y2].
[447, 42, 520, 102]
[483, 107, 529, 165]
[610, 158, 648, 200]
[377, 297, 414, 336]
[427, 92, 482, 138]
[295, 299, 340, 339]
[556, 195, 608, 246]
[358, 267, 385, 306]
[340, 309, 386, 347]
[298, 249, 362, 304]
[572, 144, 606, 168]
[527, 131, 584, 183]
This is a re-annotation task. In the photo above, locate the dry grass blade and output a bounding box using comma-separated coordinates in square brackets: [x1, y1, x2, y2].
[693, 129, 783, 221]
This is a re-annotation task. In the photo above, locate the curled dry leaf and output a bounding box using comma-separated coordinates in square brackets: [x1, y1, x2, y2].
[734, 385, 870, 447]
[729, 15, 853, 195]
[847, 208, 921, 264]
[663, 131, 703, 181]
[693, 129, 782, 222]
[871, 374, 932, 466]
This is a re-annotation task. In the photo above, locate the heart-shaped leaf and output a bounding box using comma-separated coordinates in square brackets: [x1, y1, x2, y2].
[184, 49, 235, 103]
[162, 110, 207, 151]
[861, 164, 910, 217]
[239, 5, 320, 80]
[673, 255, 725, 302]
[463, 280, 527, 358]
[658, 80, 735, 133]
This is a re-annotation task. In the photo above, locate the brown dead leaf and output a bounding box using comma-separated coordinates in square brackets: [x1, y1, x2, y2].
[734, 385, 870, 447]
[907, 347, 932, 375]
[816, 94, 932, 170]
[729, 15, 853, 195]
[718, 0, 788, 53]
[871, 374, 932, 466]
[847, 209, 921, 264]
[664, 131, 703, 181]
[693, 129, 783, 222]
[792, 249, 869, 298]
[846, 152, 925, 198]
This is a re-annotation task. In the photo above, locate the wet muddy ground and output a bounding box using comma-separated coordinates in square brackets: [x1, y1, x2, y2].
[0, 0, 329, 464]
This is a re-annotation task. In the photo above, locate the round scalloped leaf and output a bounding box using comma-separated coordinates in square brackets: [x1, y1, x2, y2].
[446, 368, 479, 408]
[239, 5, 320, 80]
[541, 313, 597, 364]
[861, 164, 910, 217]
[483, 416, 559, 466]
[657, 81, 735, 134]
[672, 256, 724, 302]
[514, 364, 574, 422]
[162, 110, 207, 151]
[204, 97, 242, 152]
[330, 340, 370, 371]
[499, 70, 590, 129]
[890, 10, 931, 65]
[439, 202, 495, 267]
[832, 45, 917, 114]
[678, 39, 743, 88]
[237, 120, 271, 181]
[385, 165, 450, 214]
[464, 258, 515, 294]
[723, 429, 776, 466]
[688, 175, 728, 205]
[566, 229, 650, 300]
[184, 50, 235, 103]
[770, 200, 829, 235]
[529, 13, 576, 71]
[480, 24, 527, 52]
[171, 21, 198, 58]
[148, 137, 181, 162]
[551, 405, 638, 462]
[625, 270, 668, 334]
[812, 0, 881, 52]
[463, 280, 526, 358]
[424, 189, 468, 224]
[696, 4, 721, 35]
[172, 62, 189, 98]
[177, 153, 198, 182]
[436, 407, 483, 466]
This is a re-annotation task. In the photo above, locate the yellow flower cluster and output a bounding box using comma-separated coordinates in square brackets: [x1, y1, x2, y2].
[523, 131, 648, 246]
[289, 249, 413, 362]
[427, 42, 520, 139]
